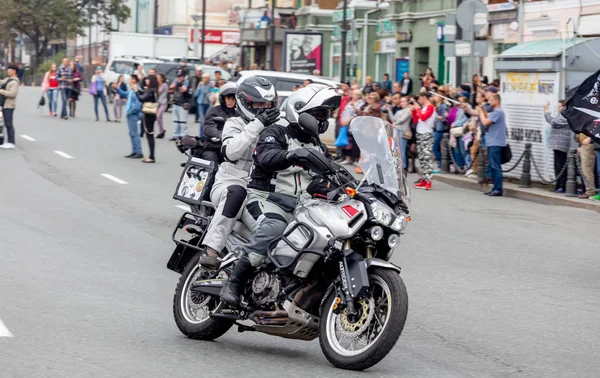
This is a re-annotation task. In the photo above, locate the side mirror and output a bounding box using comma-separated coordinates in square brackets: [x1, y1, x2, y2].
[298, 112, 319, 136]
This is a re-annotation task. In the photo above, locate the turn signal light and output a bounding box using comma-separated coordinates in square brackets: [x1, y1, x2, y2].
[345, 188, 356, 197]
[334, 297, 341, 304]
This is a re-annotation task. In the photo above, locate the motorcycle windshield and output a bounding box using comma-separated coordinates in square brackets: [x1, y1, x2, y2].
[350, 116, 408, 201]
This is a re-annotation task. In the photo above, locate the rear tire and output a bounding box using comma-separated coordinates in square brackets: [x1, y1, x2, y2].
[319, 268, 408, 371]
[173, 254, 233, 340]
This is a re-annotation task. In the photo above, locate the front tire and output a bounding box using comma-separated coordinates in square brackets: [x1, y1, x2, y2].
[319, 268, 408, 371]
[173, 254, 233, 340]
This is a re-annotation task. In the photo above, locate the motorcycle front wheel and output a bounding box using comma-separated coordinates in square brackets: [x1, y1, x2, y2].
[319, 268, 408, 371]
[173, 254, 233, 340]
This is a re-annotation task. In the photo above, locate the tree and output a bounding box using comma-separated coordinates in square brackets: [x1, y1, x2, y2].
[0, 0, 130, 68]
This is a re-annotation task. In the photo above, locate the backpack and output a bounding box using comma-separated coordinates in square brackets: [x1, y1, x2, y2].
[0, 79, 15, 107]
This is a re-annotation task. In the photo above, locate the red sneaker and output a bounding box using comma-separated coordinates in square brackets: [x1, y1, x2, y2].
[414, 179, 427, 189]
[425, 181, 432, 190]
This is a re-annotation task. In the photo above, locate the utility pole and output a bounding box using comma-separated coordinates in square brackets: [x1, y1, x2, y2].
[340, 0, 348, 82]
[201, 0, 206, 61]
[269, 0, 276, 70]
[88, 2, 92, 65]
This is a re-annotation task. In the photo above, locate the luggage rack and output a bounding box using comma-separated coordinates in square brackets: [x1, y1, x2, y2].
[171, 201, 215, 252]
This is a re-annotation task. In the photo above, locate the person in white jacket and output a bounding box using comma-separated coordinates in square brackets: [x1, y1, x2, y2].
[388, 94, 413, 170]
[198, 76, 280, 270]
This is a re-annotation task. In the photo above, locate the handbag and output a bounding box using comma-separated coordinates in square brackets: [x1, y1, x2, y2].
[401, 128, 412, 140]
[450, 126, 464, 138]
[334, 126, 350, 147]
[142, 102, 158, 115]
[89, 83, 97, 95]
[38, 94, 46, 107]
[501, 144, 512, 164]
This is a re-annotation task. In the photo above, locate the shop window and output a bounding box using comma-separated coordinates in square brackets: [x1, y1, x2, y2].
[415, 47, 429, 78]
[400, 47, 409, 59]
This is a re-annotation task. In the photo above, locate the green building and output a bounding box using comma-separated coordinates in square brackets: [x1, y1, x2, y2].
[295, 0, 458, 90]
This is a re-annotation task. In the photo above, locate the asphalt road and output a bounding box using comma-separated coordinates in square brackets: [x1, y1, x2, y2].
[0, 88, 598, 378]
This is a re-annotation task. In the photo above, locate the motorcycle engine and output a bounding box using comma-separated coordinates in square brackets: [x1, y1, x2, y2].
[251, 271, 281, 306]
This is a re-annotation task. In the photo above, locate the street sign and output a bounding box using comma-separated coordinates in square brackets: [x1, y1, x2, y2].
[456, 0, 488, 33]
[332, 25, 359, 41]
[455, 41, 472, 56]
[332, 9, 354, 23]
[444, 14, 457, 43]
[374, 38, 396, 54]
[377, 19, 397, 35]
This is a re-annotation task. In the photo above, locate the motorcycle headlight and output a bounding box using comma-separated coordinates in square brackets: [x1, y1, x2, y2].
[390, 214, 405, 232]
[370, 201, 394, 227]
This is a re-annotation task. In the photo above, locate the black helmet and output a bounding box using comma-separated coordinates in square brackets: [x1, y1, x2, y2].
[235, 76, 278, 122]
[219, 82, 237, 105]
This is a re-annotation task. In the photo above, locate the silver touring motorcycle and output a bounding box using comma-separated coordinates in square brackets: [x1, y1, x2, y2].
[167, 116, 410, 371]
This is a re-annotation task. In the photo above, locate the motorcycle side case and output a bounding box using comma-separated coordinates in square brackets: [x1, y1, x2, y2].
[271, 198, 368, 278]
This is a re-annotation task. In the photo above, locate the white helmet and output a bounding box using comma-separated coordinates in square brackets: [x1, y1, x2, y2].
[284, 84, 341, 133]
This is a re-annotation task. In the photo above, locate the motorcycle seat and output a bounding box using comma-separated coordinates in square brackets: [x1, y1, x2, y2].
[232, 221, 253, 241]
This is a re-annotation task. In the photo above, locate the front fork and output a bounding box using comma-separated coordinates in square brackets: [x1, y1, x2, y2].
[334, 241, 371, 315]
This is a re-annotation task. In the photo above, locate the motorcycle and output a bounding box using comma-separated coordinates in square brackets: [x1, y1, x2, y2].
[167, 116, 410, 371]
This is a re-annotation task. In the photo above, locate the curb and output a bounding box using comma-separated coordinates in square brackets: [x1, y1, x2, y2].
[434, 174, 600, 213]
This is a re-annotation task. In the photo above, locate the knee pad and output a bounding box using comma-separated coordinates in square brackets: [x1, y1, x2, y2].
[223, 185, 247, 218]
[247, 252, 266, 267]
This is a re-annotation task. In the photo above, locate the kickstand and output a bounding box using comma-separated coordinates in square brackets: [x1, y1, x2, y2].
[236, 322, 256, 333]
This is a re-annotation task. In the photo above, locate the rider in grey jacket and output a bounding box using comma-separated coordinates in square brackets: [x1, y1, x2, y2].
[220, 85, 342, 306]
[199, 76, 280, 270]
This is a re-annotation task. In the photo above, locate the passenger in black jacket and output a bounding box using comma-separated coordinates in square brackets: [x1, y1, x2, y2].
[138, 75, 158, 163]
[202, 83, 238, 163]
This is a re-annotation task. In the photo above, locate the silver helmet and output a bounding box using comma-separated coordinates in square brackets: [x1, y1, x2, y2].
[283, 84, 341, 133]
[218, 82, 237, 104]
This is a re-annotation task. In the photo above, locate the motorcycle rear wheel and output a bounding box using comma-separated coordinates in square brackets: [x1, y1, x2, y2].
[173, 254, 233, 340]
[319, 268, 408, 371]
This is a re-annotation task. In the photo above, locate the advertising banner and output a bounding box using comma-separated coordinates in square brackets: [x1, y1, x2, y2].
[283, 32, 323, 74]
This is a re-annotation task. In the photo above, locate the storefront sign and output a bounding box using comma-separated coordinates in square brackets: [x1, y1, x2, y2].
[190, 29, 240, 44]
[437, 24, 445, 42]
[396, 31, 413, 43]
[283, 32, 323, 74]
[374, 38, 396, 54]
[377, 19, 397, 35]
[332, 9, 354, 23]
[157, 26, 173, 35]
[487, 2, 515, 12]
[395, 58, 409, 81]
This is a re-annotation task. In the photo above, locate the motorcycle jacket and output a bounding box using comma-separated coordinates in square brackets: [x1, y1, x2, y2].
[203, 104, 237, 150]
[219, 116, 267, 181]
[248, 122, 331, 210]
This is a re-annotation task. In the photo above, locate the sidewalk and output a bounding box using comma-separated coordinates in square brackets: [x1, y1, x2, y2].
[433, 173, 600, 213]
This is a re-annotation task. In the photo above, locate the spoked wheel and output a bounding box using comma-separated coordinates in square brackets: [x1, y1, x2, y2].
[319, 268, 408, 371]
[173, 254, 233, 340]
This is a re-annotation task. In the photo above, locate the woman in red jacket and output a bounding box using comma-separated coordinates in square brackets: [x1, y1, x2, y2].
[412, 92, 436, 190]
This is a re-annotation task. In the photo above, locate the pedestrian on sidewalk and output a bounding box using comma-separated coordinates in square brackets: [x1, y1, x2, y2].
[114, 75, 143, 159]
[363, 76, 375, 95]
[389, 94, 413, 170]
[170, 69, 190, 141]
[401, 72, 413, 96]
[432, 92, 449, 171]
[544, 100, 571, 193]
[42, 64, 59, 116]
[0, 64, 20, 149]
[335, 81, 351, 161]
[56, 58, 73, 120]
[382, 73, 392, 93]
[195, 73, 212, 138]
[91, 68, 111, 122]
[413, 92, 436, 190]
[340, 89, 365, 165]
[112, 75, 127, 123]
[68, 61, 82, 118]
[576, 133, 596, 199]
[156, 73, 168, 139]
[478, 93, 507, 197]
[138, 75, 158, 164]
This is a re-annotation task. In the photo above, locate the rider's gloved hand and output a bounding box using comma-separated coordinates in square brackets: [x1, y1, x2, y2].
[256, 106, 280, 126]
[286, 149, 300, 165]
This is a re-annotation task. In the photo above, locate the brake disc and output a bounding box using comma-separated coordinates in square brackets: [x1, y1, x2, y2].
[335, 297, 375, 339]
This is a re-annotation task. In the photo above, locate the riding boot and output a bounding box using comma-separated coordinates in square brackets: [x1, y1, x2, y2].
[219, 257, 253, 306]
[199, 246, 221, 270]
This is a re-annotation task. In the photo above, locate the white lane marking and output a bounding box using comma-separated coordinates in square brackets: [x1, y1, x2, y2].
[0, 318, 13, 337]
[101, 173, 128, 185]
[54, 150, 74, 159]
[175, 205, 191, 212]
[20, 135, 36, 141]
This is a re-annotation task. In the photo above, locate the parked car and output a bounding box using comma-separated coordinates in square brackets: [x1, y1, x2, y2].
[103, 56, 163, 103]
[158, 56, 204, 65]
[236, 70, 339, 103]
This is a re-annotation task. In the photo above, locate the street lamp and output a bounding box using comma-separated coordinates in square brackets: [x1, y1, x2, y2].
[191, 14, 203, 58]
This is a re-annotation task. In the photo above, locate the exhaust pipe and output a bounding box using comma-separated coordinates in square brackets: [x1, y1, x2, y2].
[249, 310, 288, 325]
